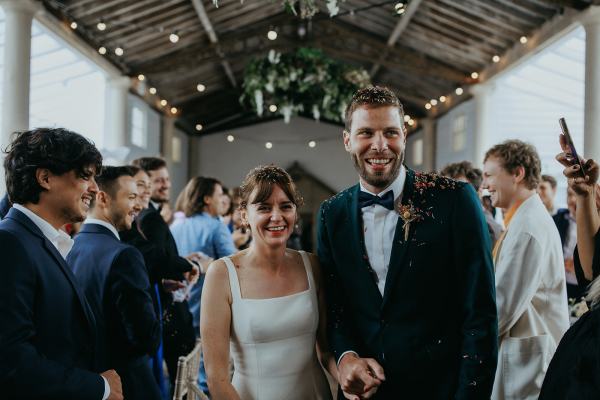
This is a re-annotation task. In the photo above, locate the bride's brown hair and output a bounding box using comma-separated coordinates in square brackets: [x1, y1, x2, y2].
[239, 165, 303, 209]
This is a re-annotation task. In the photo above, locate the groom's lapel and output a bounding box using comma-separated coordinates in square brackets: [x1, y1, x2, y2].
[346, 185, 383, 302]
[382, 168, 416, 307]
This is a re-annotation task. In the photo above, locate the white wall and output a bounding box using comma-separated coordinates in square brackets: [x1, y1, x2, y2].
[192, 117, 356, 192]
[435, 99, 478, 170]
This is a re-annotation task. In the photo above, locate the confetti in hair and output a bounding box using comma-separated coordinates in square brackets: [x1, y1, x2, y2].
[239, 165, 303, 209]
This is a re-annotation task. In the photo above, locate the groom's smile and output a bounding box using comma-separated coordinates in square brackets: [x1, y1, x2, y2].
[344, 105, 407, 194]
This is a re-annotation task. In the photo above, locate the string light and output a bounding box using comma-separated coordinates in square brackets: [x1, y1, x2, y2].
[197, 83, 206, 92]
[471, 72, 479, 79]
[520, 36, 528, 44]
[430, 99, 438, 106]
[395, 2, 406, 14]
[115, 47, 124, 56]
[169, 31, 180, 43]
[97, 20, 106, 31]
[492, 55, 500, 63]
[195, 124, 203, 131]
[403, 115, 411, 122]
[265, 142, 273, 149]
[160, 99, 167, 106]
[267, 30, 277, 40]
[308, 140, 316, 148]
[98, 46, 107, 55]
[408, 119, 415, 126]
[439, 95, 447, 103]
[70, 21, 77, 30]
[269, 105, 277, 112]
[455, 87, 464, 95]
[227, 135, 235, 142]
[170, 107, 178, 114]
[425, 103, 432, 110]
[149, 87, 157, 95]
[137, 74, 145, 81]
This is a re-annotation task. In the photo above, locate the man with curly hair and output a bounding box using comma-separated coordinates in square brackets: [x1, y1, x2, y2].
[482, 140, 569, 400]
[317, 86, 498, 399]
[0, 128, 123, 399]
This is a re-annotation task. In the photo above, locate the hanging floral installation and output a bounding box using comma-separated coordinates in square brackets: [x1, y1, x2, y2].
[212, 0, 345, 18]
[240, 48, 371, 124]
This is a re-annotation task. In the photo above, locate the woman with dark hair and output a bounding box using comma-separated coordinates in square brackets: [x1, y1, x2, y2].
[539, 137, 600, 399]
[200, 165, 334, 400]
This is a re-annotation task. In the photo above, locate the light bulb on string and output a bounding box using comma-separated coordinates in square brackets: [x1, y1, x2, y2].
[169, 31, 180, 43]
[97, 20, 106, 31]
[265, 142, 273, 149]
[227, 135, 235, 143]
[98, 46, 107, 55]
[196, 83, 206, 92]
[115, 47, 124, 56]
[137, 74, 145, 81]
[160, 99, 167, 107]
[455, 87, 463, 95]
[196, 124, 203, 131]
[308, 141, 316, 148]
[70, 21, 77, 30]
[149, 87, 157, 95]
[267, 30, 278, 40]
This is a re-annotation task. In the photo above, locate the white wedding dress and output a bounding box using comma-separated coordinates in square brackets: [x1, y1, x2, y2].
[223, 251, 332, 400]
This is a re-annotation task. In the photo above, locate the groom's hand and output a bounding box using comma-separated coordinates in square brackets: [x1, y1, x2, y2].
[338, 353, 385, 399]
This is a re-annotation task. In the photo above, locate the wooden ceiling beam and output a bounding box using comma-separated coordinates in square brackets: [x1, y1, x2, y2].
[190, 0, 237, 87]
[124, 31, 207, 64]
[370, 0, 424, 78]
[113, 15, 200, 49]
[491, 0, 555, 20]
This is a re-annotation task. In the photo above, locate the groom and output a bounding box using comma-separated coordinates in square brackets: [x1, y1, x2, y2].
[317, 86, 498, 399]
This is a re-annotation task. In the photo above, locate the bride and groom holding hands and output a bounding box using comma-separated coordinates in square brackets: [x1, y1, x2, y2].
[200, 86, 498, 399]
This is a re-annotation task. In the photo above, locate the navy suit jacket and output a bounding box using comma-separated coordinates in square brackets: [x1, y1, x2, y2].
[0, 208, 104, 399]
[68, 223, 161, 400]
[317, 169, 498, 399]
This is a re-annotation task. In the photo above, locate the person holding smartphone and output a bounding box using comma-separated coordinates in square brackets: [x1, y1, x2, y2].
[539, 134, 600, 399]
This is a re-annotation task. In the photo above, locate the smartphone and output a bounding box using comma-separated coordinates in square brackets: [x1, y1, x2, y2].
[559, 117, 586, 176]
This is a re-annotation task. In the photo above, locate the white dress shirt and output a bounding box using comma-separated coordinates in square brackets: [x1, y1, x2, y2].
[12, 205, 111, 400]
[84, 218, 120, 240]
[360, 166, 406, 295]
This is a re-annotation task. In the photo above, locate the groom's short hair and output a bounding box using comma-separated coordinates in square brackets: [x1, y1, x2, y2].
[344, 86, 405, 131]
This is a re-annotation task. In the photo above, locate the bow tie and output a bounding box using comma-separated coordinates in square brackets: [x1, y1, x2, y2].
[358, 190, 395, 210]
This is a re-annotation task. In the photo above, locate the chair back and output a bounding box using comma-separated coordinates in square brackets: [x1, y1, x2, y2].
[172, 338, 209, 400]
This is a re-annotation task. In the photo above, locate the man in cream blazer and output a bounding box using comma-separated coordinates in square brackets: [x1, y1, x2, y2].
[483, 140, 569, 400]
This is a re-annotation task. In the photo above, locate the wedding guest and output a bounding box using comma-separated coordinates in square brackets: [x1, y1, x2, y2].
[68, 166, 161, 400]
[319, 86, 497, 399]
[0, 128, 122, 399]
[553, 187, 585, 300]
[441, 160, 503, 246]
[482, 140, 569, 400]
[539, 174, 558, 215]
[170, 176, 236, 395]
[539, 141, 600, 399]
[131, 157, 198, 387]
[201, 165, 334, 399]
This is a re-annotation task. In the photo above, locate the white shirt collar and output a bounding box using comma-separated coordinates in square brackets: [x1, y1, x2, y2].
[84, 218, 120, 240]
[359, 165, 406, 202]
[13, 203, 74, 258]
[150, 200, 160, 210]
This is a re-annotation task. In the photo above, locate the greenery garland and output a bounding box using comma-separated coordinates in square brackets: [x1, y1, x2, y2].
[240, 48, 371, 124]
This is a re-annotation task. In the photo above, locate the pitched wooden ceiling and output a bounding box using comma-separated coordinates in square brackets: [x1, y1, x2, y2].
[42, 0, 593, 134]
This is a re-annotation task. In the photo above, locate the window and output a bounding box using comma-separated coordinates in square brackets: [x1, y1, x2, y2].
[131, 105, 146, 148]
[412, 138, 423, 166]
[452, 114, 466, 152]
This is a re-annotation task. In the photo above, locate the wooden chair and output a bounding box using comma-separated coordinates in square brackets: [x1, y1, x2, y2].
[172, 338, 209, 400]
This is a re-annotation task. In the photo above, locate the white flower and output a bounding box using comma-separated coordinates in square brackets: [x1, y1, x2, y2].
[254, 90, 264, 117]
[312, 104, 320, 120]
[281, 105, 293, 123]
[326, 0, 339, 17]
[268, 49, 281, 64]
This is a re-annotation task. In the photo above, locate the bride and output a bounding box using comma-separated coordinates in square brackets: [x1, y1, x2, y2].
[200, 165, 335, 400]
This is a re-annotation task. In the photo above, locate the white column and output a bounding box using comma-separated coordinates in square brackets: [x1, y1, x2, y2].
[581, 6, 600, 161]
[470, 83, 494, 167]
[105, 76, 131, 150]
[162, 115, 176, 161]
[0, 0, 37, 194]
[420, 118, 437, 172]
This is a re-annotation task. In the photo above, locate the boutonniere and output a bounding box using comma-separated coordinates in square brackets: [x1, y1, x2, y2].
[396, 201, 425, 241]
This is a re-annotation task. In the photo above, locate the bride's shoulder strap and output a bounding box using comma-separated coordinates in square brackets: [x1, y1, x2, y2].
[298, 250, 316, 290]
[222, 256, 242, 300]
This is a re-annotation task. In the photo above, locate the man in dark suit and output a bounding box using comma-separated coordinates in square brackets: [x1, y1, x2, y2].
[317, 87, 498, 399]
[68, 166, 161, 400]
[0, 128, 122, 399]
[131, 157, 199, 387]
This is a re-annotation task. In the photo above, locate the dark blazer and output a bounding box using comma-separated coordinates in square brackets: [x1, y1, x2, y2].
[553, 208, 571, 246]
[0, 208, 104, 399]
[0, 193, 10, 219]
[68, 223, 161, 400]
[135, 204, 196, 382]
[317, 169, 498, 399]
